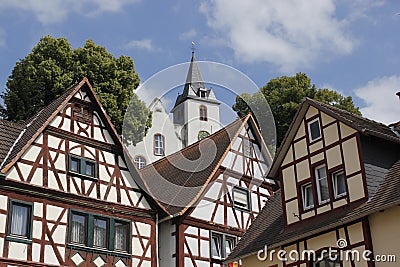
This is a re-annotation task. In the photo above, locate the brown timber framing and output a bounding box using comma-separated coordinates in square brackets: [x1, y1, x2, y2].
[0, 179, 155, 220]
[47, 126, 119, 154]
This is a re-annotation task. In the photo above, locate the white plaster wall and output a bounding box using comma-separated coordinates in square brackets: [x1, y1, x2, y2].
[128, 99, 181, 165]
[158, 221, 176, 267]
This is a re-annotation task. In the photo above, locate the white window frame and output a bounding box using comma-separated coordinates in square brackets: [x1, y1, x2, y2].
[134, 156, 146, 169]
[232, 186, 251, 211]
[210, 232, 236, 260]
[315, 165, 330, 204]
[154, 134, 165, 156]
[332, 170, 347, 198]
[301, 183, 314, 210]
[307, 118, 322, 142]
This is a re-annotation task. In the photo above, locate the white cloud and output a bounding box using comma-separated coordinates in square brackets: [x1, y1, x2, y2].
[124, 39, 159, 52]
[355, 75, 400, 124]
[179, 29, 197, 41]
[0, 0, 140, 24]
[199, 0, 362, 72]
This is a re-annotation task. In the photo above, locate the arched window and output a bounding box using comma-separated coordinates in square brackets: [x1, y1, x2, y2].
[134, 156, 146, 169]
[154, 134, 165, 156]
[199, 105, 207, 121]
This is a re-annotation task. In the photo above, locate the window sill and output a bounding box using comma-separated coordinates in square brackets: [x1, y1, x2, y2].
[334, 193, 347, 200]
[6, 235, 32, 244]
[68, 171, 98, 181]
[67, 243, 130, 258]
[233, 206, 251, 213]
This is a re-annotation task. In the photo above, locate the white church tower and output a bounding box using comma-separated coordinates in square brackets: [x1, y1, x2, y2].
[128, 51, 221, 168]
[171, 51, 221, 147]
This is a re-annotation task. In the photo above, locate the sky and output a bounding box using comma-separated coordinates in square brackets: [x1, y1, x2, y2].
[0, 0, 399, 125]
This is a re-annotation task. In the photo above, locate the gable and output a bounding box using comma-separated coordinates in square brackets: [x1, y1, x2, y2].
[279, 105, 367, 225]
[2, 78, 151, 210]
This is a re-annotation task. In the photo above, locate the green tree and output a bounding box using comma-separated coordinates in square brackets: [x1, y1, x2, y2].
[233, 73, 361, 147]
[2, 36, 149, 145]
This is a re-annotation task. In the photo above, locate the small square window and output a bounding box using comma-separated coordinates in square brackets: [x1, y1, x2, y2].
[9, 202, 32, 239]
[85, 161, 95, 177]
[301, 183, 314, 210]
[70, 157, 81, 173]
[308, 118, 321, 142]
[233, 187, 250, 211]
[332, 171, 346, 198]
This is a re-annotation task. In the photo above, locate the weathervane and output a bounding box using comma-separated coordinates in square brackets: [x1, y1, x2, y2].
[191, 41, 196, 54]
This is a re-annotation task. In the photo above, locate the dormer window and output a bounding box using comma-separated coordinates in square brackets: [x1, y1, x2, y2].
[308, 118, 322, 142]
[199, 88, 207, 98]
[199, 105, 207, 121]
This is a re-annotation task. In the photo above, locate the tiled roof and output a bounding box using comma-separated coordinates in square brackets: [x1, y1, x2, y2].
[140, 116, 246, 216]
[0, 120, 24, 164]
[226, 159, 400, 263]
[307, 98, 399, 143]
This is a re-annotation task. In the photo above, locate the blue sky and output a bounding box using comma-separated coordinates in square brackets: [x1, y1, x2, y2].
[0, 0, 399, 124]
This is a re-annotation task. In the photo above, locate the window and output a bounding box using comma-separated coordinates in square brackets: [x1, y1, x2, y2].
[8, 201, 33, 240]
[332, 171, 346, 198]
[69, 155, 97, 178]
[198, 130, 210, 141]
[308, 118, 322, 142]
[68, 210, 130, 253]
[211, 232, 236, 259]
[301, 183, 314, 210]
[134, 156, 146, 169]
[243, 139, 253, 158]
[93, 217, 108, 248]
[154, 134, 165, 156]
[199, 105, 207, 121]
[199, 88, 207, 98]
[233, 187, 251, 211]
[114, 221, 129, 252]
[315, 165, 330, 204]
[70, 212, 87, 245]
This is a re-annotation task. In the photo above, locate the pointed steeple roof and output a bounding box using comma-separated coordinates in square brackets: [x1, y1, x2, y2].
[184, 51, 205, 94]
[172, 51, 219, 110]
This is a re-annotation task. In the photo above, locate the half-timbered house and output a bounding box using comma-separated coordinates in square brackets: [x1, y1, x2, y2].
[140, 113, 274, 267]
[0, 78, 157, 267]
[226, 98, 400, 267]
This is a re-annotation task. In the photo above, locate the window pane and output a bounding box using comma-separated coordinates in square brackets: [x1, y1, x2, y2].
[211, 235, 221, 258]
[243, 140, 253, 158]
[233, 188, 249, 210]
[134, 156, 146, 169]
[303, 184, 314, 209]
[309, 120, 321, 141]
[316, 166, 330, 203]
[114, 221, 129, 251]
[93, 217, 108, 248]
[70, 157, 80, 173]
[85, 161, 95, 177]
[225, 237, 235, 256]
[334, 172, 346, 197]
[71, 213, 86, 244]
[10, 204, 30, 237]
[154, 135, 164, 155]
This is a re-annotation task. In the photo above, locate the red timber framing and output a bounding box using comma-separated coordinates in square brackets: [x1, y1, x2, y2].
[0, 78, 158, 267]
[168, 117, 274, 267]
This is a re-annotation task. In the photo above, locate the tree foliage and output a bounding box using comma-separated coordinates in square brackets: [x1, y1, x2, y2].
[233, 73, 361, 147]
[2, 36, 149, 145]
